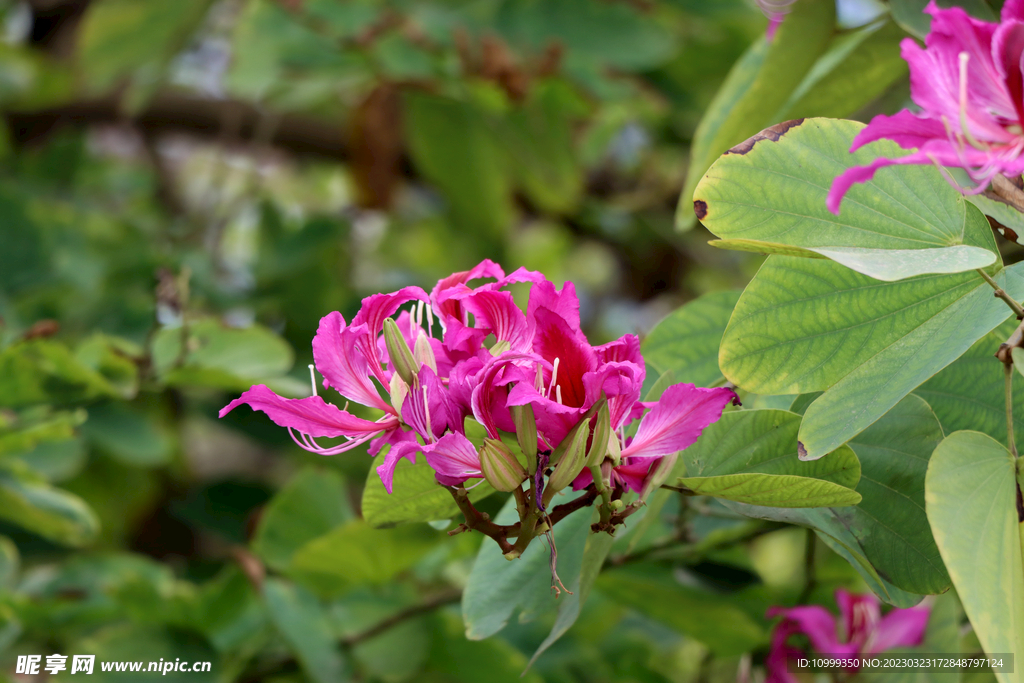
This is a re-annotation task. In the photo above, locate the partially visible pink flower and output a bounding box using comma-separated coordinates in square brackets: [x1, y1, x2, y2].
[766, 590, 931, 682]
[828, 0, 1024, 213]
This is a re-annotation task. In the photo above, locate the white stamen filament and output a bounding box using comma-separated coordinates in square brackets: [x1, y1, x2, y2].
[423, 385, 434, 440]
[556, 385, 562, 405]
[416, 300, 425, 329]
[308, 364, 318, 397]
[958, 52, 985, 151]
[548, 357, 560, 399]
[425, 302, 434, 337]
[535, 365, 545, 392]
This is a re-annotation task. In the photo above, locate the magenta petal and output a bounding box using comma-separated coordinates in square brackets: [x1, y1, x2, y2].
[351, 286, 429, 383]
[531, 306, 597, 408]
[528, 279, 583, 333]
[768, 605, 842, 654]
[765, 620, 804, 683]
[460, 290, 533, 352]
[993, 19, 1024, 123]
[613, 459, 656, 493]
[866, 607, 930, 655]
[582, 361, 645, 430]
[219, 384, 388, 438]
[1005, 0, 1024, 22]
[423, 432, 483, 486]
[850, 110, 949, 152]
[312, 312, 392, 413]
[400, 366, 449, 440]
[506, 380, 582, 450]
[430, 259, 506, 321]
[376, 440, 421, 494]
[620, 383, 737, 459]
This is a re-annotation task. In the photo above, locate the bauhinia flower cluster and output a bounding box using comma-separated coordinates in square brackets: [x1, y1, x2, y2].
[220, 261, 737, 566]
[766, 590, 930, 683]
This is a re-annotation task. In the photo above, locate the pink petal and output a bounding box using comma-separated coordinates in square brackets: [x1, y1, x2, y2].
[506, 380, 583, 451]
[765, 620, 804, 683]
[531, 306, 597, 408]
[613, 458, 656, 493]
[1005, 0, 1024, 22]
[471, 353, 535, 438]
[312, 312, 393, 413]
[351, 286, 429, 384]
[460, 289, 533, 352]
[620, 383, 738, 459]
[422, 432, 483, 487]
[767, 605, 842, 654]
[837, 589, 881, 646]
[219, 384, 388, 438]
[399, 366, 449, 440]
[582, 361, 645, 430]
[866, 607, 930, 655]
[430, 259, 506, 322]
[376, 439, 421, 494]
[594, 334, 643, 367]
[850, 110, 949, 152]
[993, 19, 1024, 124]
[528, 279, 583, 334]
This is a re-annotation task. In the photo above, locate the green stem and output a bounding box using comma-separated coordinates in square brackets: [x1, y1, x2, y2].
[978, 269, 1024, 319]
[1007, 363, 1019, 459]
[589, 464, 613, 526]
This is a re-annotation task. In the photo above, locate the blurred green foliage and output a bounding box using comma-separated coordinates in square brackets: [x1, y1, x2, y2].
[0, 0, 997, 681]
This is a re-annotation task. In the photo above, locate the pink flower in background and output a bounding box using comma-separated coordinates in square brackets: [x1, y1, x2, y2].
[828, 0, 1024, 213]
[757, 0, 797, 41]
[220, 261, 737, 497]
[765, 590, 931, 683]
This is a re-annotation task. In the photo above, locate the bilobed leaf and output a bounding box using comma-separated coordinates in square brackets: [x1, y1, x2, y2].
[252, 467, 354, 572]
[720, 256, 1024, 459]
[694, 118, 997, 280]
[263, 578, 347, 683]
[596, 564, 765, 655]
[361, 455, 495, 528]
[679, 410, 860, 487]
[725, 395, 949, 600]
[777, 19, 908, 121]
[462, 494, 592, 640]
[916, 318, 1024, 447]
[678, 472, 861, 507]
[288, 521, 439, 597]
[677, 0, 835, 231]
[926, 431, 1024, 683]
[642, 290, 741, 386]
[0, 464, 99, 546]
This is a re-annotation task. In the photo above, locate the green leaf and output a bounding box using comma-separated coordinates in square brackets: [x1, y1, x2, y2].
[80, 401, 173, 467]
[926, 431, 1024, 683]
[527, 519, 615, 668]
[253, 467, 354, 572]
[0, 536, 18, 591]
[0, 340, 121, 408]
[720, 395, 949, 599]
[462, 494, 592, 640]
[288, 521, 438, 597]
[693, 118, 997, 280]
[262, 578, 347, 683]
[891, 0, 996, 39]
[198, 567, 266, 654]
[361, 455, 495, 528]
[720, 256, 1024, 459]
[0, 408, 85, 457]
[0, 464, 99, 546]
[641, 290, 741, 386]
[678, 472, 861, 507]
[596, 564, 765, 655]
[77, 0, 214, 94]
[403, 92, 513, 239]
[74, 334, 140, 400]
[151, 318, 294, 389]
[916, 318, 1024, 448]
[777, 19, 908, 121]
[677, 0, 835, 231]
[679, 409, 860, 487]
[424, 612, 544, 683]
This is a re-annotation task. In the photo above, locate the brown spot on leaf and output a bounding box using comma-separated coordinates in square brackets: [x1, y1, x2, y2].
[1017, 482, 1023, 523]
[726, 119, 806, 156]
[797, 441, 808, 460]
[693, 199, 708, 220]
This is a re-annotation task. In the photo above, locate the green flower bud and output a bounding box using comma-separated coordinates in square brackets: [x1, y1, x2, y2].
[543, 422, 590, 507]
[606, 426, 622, 466]
[389, 372, 409, 419]
[586, 402, 611, 467]
[510, 403, 538, 473]
[609, 499, 625, 512]
[479, 439, 528, 492]
[383, 318, 418, 386]
[413, 333, 437, 374]
[640, 452, 678, 502]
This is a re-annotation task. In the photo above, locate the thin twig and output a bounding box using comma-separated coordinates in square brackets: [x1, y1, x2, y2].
[342, 589, 462, 647]
[1007, 363, 1019, 459]
[978, 268, 1024, 319]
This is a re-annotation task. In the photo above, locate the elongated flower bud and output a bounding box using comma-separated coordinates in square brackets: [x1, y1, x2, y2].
[480, 439, 528, 492]
[640, 452, 678, 502]
[383, 318, 418, 386]
[389, 372, 409, 420]
[510, 404, 538, 473]
[586, 402, 611, 467]
[413, 333, 437, 374]
[607, 427, 621, 466]
[543, 423, 589, 506]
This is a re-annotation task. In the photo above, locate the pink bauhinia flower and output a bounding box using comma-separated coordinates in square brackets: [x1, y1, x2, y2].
[828, 0, 1024, 213]
[765, 589, 931, 683]
[220, 260, 737, 500]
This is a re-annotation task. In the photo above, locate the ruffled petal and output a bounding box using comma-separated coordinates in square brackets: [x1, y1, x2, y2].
[351, 286, 429, 384]
[219, 384, 388, 438]
[850, 110, 950, 152]
[867, 607, 931, 655]
[620, 383, 738, 459]
[459, 289, 533, 352]
[767, 605, 843, 655]
[531, 306, 597, 408]
[582, 360, 645, 430]
[312, 312, 393, 413]
[422, 432, 483, 486]
[376, 439, 422, 494]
